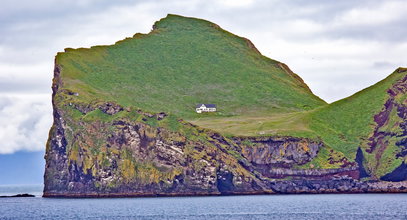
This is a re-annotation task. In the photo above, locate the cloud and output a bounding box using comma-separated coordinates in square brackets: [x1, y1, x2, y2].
[0, 94, 52, 154]
[0, 62, 52, 93]
[218, 0, 255, 7]
[334, 0, 407, 26]
[372, 61, 396, 69]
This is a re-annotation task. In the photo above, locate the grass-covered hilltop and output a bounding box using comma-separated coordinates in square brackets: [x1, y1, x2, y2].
[57, 15, 326, 118]
[44, 14, 407, 197]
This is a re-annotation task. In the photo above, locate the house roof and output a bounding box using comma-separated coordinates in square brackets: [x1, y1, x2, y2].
[196, 104, 217, 108]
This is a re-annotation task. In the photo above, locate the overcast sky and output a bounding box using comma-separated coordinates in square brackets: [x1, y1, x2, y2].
[1, 0, 406, 154]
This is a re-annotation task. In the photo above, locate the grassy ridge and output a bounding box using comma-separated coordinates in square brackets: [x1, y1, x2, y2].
[309, 69, 406, 158]
[57, 14, 326, 120]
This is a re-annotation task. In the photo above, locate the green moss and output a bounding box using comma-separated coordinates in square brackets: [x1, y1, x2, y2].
[83, 109, 111, 122]
[121, 159, 136, 182]
[376, 139, 403, 177]
[378, 107, 403, 134]
[133, 162, 183, 184]
[68, 145, 79, 162]
[143, 117, 158, 127]
[160, 115, 182, 132]
[298, 146, 346, 169]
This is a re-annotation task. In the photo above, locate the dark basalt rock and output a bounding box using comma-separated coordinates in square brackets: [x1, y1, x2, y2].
[98, 102, 123, 115]
[156, 112, 167, 121]
[396, 138, 407, 158]
[216, 169, 235, 194]
[355, 147, 370, 178]
[380, 162, 407, 182]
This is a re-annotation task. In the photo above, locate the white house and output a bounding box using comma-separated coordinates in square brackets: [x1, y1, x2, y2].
[195, 104, 217, 113]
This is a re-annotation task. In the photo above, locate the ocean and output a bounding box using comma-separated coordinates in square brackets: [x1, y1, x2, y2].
[0, 185, 406, 219]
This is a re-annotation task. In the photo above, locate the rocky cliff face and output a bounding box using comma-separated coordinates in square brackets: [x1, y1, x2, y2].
[44, 66, 407, 197]
[44, 66, 263, 196]
[363, 70, 407, 180]
[43, 15, 406, 197]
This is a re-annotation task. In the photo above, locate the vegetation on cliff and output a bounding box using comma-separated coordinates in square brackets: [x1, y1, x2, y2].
[44, 14, 407, 197]
[310, 68, 407, 177]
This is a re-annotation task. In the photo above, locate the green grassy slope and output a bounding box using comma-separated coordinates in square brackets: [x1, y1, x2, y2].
[194, 68, 406, 146]
[56, 14, 326, 120]
[309, 68, 407, 159]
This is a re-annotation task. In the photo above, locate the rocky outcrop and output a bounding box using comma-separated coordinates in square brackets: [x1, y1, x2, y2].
[269, 178, 407, 194]
[237, 137, 321, 167]
[264, 167, 359, 179]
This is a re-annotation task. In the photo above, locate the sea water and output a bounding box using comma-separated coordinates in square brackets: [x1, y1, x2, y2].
[0, 185, 406, 219]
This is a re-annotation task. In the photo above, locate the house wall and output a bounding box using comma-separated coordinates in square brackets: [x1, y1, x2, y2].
[195, 107, 216, 113]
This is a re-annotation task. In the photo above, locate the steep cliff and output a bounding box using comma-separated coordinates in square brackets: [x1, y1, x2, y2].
[309, 68, 407, 181]
[44, 15, 407, 197]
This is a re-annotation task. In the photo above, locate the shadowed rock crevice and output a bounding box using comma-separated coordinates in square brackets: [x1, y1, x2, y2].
[380, 162, 407, 182]
[216, 169, 235, 194]
[355, 147, 370, 178]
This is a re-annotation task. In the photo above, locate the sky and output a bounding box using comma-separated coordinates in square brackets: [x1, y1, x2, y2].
[0, 0, 406, 184]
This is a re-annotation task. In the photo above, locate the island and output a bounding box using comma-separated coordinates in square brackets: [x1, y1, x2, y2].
[0, 194, 35, 198]
[43, 14, 407, 197]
